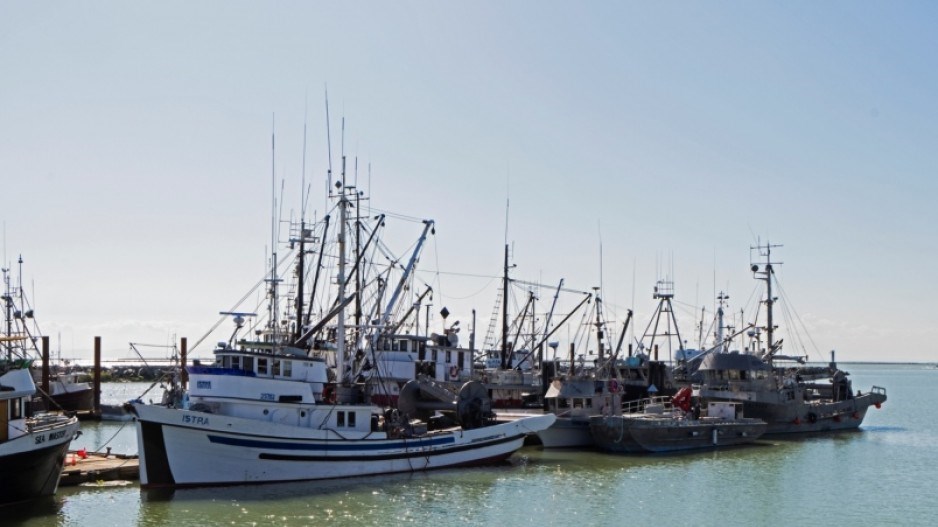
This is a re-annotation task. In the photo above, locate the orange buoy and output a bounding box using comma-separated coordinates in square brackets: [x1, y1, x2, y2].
[875, 403, 881, 409]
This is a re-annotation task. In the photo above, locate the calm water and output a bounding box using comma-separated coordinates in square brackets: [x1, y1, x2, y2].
[7, 364, 932, 526]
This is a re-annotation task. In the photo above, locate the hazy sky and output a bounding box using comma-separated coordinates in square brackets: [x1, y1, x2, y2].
[2, 1, 936, 363]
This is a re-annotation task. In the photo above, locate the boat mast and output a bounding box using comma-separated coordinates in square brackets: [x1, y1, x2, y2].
[268, 119, 282, 347]
[751, 242, 783, 358]
[2, 263, 11, 360]
[336, 154, 348, 384]
[715, 292, 728, 351]
[293, 221, 306, 343]
[501, 244, 509, 370]
[593, 287, 605, 367]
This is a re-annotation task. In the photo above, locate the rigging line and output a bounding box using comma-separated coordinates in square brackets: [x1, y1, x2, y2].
[366, 207, 430, 224]
[436, 276, 498, 301]
[186, 248, 297, 353]
[432, 229, 442, 302]
[774, 279, 822, 358]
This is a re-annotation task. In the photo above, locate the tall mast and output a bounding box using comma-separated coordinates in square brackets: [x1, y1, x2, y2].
[294, 222, 304, 342]
[269, 118, 280, 346]
[593, 287, 604, 366]
[715, 292, 728, 351]
[751, 242, 783, 358]
[336, 156, 348, 384]
[501, 244, 509, 370]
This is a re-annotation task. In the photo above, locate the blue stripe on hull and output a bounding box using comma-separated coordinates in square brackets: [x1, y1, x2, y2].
[207, 433, 456, 451]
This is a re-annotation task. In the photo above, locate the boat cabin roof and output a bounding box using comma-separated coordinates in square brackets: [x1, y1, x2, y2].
[698, 352, 771, 372]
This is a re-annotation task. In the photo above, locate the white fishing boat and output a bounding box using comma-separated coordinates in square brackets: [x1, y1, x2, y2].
[132, 163, 555, 488]
[131, 343, 554, 487]
[0, 359, 80, 506]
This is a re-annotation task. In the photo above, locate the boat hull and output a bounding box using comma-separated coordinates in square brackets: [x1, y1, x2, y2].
[497, 411, 595, 448]
[590, 416, 766, 453]
[629, 418, 766, 452]
[132, 404, 555, 488]
[728, 392, 887, 435]
[0, 416, 79, 506]
[535, 416, 594, 448]
[51, 388, 95, 413]
[588, 416, 643, 453]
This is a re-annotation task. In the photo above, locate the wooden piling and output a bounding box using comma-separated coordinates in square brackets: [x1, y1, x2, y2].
[41, 336, 50, 398]
[93, 337, 101, 415]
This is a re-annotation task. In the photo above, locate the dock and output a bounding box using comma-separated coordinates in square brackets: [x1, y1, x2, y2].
[59, 450, 139, 486]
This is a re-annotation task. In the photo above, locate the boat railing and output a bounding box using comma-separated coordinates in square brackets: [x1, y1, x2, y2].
[621, 395, 674, 415]
[28, 413, 74, 433]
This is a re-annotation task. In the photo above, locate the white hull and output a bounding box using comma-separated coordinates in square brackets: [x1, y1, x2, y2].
[133, 404, 554, 487]
[535, 417, 594, 448]
[498, 411, 595, 448]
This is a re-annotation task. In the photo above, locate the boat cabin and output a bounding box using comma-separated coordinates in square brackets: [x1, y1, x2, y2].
[0, 365, 35, 443]
[369, 334, 472, 383]
[697, 352, 772, 389]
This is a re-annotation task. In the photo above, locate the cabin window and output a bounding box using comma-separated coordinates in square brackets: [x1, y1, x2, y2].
[337, 411, 345, 427]
[398, 340, 408, 352]
[257, 358, 269, 376]
[11, 398, 22, 420]
[273, 360, 282, 376]
[348, 411, 357, 427]
[585, 399, 593, 409]
[392, 340, 400, 351]
[243, 357, 254, 372]
[231, 356, 241, 370]
[432, 350, 438, 362]
[418, 342, 426, 360]
[458, 352, 465, 368]
[382, 340, 391, 351]
[446, 350, 452, 362]
[282, 360, 293, 378]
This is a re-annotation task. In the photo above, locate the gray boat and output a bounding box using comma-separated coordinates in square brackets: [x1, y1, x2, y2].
[589, 388, 766, 453]
[692, 243, 887, 434]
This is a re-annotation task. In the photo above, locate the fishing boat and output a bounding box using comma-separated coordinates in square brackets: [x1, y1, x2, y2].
[131, 165, 555, 488]
[131, 339, 554, 487]
[0, 359, 80, 506]
[2, 258, 94, 413]
[589, 387, 766, 453]
[693, 243, 887, 434]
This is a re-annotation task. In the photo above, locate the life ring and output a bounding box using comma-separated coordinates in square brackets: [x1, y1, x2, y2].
[608, 379, 619, 393]
[449, 366, 459, 380]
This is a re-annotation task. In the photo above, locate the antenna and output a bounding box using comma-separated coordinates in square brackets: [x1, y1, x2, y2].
[271, 113, 276, 254]
[301, 94, 309, 221]
[598, 220, 604, 299]
[324, 87, 333, 198]
[504, 166, 510, 245]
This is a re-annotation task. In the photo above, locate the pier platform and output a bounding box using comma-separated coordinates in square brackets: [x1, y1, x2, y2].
[59, 450, 139, 486]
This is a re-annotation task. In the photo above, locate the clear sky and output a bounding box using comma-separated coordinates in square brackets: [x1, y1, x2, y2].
[1, 1, 936, 363]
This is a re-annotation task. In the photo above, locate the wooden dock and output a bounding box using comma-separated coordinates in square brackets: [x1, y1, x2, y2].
[59, 450, 139, 486]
